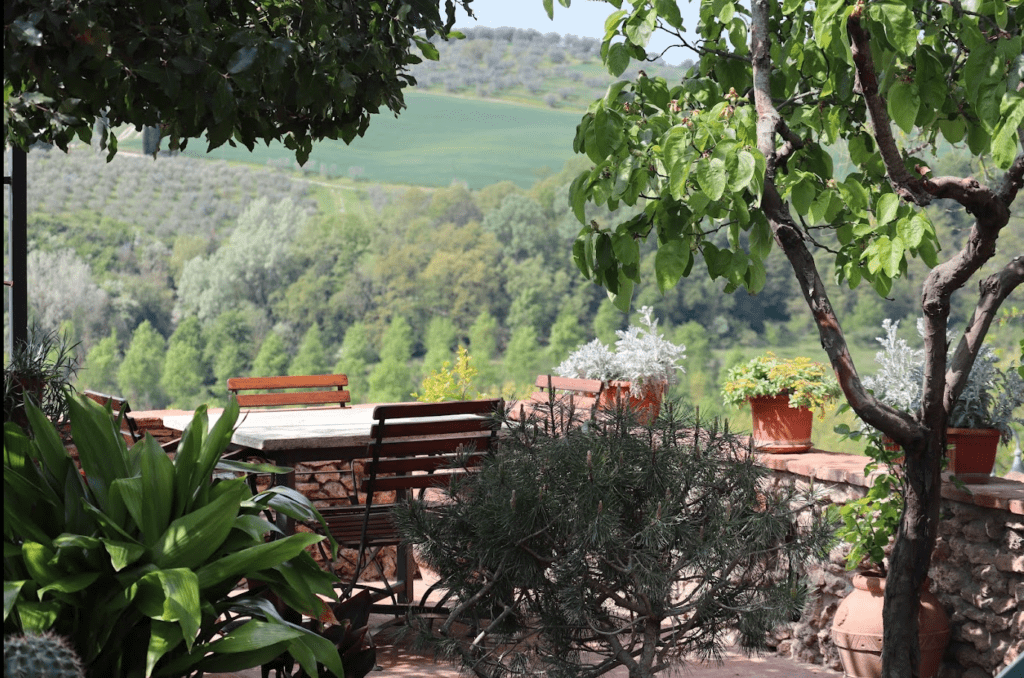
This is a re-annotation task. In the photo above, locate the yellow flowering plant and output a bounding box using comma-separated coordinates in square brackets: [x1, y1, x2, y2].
[722, 352, 841, 419]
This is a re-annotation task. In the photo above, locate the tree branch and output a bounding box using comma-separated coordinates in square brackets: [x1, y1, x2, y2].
[945, 256, 1024, 412]
[750, 0, 914, 440]
[847, 13, 932, 206]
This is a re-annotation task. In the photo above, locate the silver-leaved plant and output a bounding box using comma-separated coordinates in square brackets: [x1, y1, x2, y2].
[556, 306, 686, 396]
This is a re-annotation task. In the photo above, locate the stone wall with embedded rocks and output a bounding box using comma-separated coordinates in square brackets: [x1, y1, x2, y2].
[758, 451, 1024, 678]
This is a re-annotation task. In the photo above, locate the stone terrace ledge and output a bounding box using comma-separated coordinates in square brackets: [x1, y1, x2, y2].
[755, 449, 1024, 515]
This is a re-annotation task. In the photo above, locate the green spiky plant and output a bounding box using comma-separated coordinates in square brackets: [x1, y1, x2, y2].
[4, 631, 84, 678]
[394, 402, 833, 678]
[3, 394, 345, 678]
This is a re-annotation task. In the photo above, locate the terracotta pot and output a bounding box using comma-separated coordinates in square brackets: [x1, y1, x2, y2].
[832, 573, 950, 678]
[598, 380, 666, 424]
[946, 428, 999, 484]
[882, 428, 998, 484]
[748, 394, 812, 453]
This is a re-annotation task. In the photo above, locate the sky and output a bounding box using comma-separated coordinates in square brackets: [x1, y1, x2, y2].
[452, 0, 702, 65]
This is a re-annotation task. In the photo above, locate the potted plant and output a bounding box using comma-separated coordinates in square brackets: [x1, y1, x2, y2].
[721, 352, 841, 453]
[3, 325, 79, 435]
[829, 435, 951, 678]
[554, 306, 685, 423]
[860, 319, 1024, 482]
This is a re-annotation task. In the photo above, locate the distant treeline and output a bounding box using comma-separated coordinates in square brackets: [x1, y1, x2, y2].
[9, 97, 1019, 415]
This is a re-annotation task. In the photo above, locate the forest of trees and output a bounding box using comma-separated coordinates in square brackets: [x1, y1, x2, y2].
[5, 27, 1020, 415]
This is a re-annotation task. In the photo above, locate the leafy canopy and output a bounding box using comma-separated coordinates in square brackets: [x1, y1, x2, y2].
[5, 0, 473, 163]
[558, 0, 1022, 311]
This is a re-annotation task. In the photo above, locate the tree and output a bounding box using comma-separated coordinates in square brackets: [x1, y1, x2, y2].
[553, 2, 1023, 676]
[289, 323, 329, 376]
[5, 0, 474, 164]
[79, 328, 120, 394]
[161, 316, 206, 409]
[117, 320, 166, 410]
[422, 317, 458, 376]
[203, 309, 255, 393]
[469, 310, 502, 392]
[252, 330, 290, 378]
[503, 323, 541, 388]
[368, 317, 414, 403]
[176, 197, 306, 323]
[334, 322, 375, 404]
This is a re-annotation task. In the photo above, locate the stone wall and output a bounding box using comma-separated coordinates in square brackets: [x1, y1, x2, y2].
[759, 452, 1024, 678]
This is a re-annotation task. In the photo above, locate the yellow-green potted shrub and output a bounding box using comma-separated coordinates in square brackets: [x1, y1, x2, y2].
[721, 352, 840, 453]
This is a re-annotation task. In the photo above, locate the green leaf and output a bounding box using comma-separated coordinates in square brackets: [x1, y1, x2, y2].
[729, 150, 756, 192]
[103, 539, 147, 571]
[152, 482, 245, 570]
[226, 47, 258, 74]
[654, 0, 683, 28]
[696, 157, 727, 201]
[195, 533, 324, 590]
[607, 43, 631, 77]
[569, 171, 591, 224]
[875, 193, 899, 226]
[612, 232, 640, 266]
[991, 97, 1024, 169]
[884, 236, 906, 278]
[749, 216, 773, 259]
[593, 106, 624, 159]
[744, 256, 767, 293]
[790, 177, 815, 216]
[887, 81, 919, 134]
[897, 214, 927, 248]
[654, 240, 693, 293]
[208, 620, 305, 654]
[5, 580, 27, 620]
[543, 0, 554, 19]
[37, 572, 101, 598]
[148, 620, 185, 678]
[133, 568, 202, 650]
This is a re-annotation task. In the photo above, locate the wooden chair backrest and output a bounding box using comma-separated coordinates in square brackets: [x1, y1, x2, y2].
[82, 389, 142, 442]
[226, 374, 350, 409]
[532, 375, 604, 399]
[361, 398, 504, 494]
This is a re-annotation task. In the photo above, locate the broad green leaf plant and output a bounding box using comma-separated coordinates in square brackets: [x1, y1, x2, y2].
[546, 1, 1022, 677]
[4, 395, 343, 678]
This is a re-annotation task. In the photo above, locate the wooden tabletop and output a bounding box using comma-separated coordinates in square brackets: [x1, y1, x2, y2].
[161, 406, 380, 452]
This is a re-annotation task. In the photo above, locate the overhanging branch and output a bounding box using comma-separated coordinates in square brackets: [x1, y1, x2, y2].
[750, 0, 914, 440]
[945, 256, 1024, 412]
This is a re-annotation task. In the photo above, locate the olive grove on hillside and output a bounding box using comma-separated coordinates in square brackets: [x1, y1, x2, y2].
[553, 0, 1023, 677]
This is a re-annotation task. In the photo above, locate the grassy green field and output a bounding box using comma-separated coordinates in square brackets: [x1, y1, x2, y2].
[162, 92, 585, 190]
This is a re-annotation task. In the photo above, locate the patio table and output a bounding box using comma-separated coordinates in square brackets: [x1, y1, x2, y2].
[160, 405, 491, 532]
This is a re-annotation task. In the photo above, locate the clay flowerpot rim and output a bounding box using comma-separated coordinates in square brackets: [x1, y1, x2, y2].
[851, 570, 933, 593]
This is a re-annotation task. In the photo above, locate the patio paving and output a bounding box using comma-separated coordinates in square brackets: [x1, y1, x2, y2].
[209, 568, 844, 678]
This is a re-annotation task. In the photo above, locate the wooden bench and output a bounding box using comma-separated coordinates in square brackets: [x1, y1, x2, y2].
[318, 398, 504, 613]
[226, 374, 350, 409]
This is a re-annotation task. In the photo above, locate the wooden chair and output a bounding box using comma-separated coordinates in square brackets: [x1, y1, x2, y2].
[318, 398, 504, 614]
[226, 374, 350, 409]
[82, 389, 180, 452]
[521, 375, 604, 427]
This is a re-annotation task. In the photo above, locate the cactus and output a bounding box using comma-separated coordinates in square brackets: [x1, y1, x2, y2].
[4, 631, 85, 678]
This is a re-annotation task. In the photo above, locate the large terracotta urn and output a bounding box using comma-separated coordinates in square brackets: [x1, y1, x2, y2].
[831, 573, 950, 678]
[748, 394, 813, 453]
[599, 380, 666, 424]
